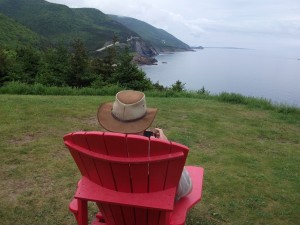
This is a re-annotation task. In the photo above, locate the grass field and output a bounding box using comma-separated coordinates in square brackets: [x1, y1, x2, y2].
[0, 94, 299, 225]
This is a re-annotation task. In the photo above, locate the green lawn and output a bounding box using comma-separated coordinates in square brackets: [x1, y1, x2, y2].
[0, 94, 299, 225]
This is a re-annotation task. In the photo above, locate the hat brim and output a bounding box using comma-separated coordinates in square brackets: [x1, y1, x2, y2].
[97, 102, 158, 134]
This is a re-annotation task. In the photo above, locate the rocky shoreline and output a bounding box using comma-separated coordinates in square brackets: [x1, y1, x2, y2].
[132, 55, 158, 65]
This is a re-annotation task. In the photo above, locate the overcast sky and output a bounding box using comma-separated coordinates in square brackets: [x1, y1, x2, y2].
[46, 0, 300, 49]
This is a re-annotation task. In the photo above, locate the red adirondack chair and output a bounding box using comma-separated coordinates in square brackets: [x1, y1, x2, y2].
[64, 131, 204, 225]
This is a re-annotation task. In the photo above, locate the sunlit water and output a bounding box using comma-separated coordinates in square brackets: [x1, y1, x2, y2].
[141, 48, 300, 107]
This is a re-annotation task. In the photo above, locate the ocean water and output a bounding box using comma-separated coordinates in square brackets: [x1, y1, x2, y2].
[141, 48, 300, 107]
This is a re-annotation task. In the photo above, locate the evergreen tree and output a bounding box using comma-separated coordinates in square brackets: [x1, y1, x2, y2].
[14, 46, 41, 84]
[68, 39, 90, 87]
[111, 47, 152, 91]
[0, 47, 9, 86]
[171, 80, 186, 92]
[37, 45, 71, 86]
[101, 48, 117, 81]
[91, 34, 119, 86]
[101, 36, 118, 82]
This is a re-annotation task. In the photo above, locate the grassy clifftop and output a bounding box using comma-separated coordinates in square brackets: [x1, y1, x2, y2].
[0, 95, 299, 224]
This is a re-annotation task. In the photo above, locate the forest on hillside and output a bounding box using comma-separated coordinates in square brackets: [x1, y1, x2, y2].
[0, 39, 186, 92]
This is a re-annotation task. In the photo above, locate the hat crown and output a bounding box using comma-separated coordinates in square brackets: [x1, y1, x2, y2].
[112, 90, 147, 122]
[117, 90, 144, 104]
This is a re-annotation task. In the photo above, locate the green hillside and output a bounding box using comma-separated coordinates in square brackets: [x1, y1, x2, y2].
[0, 13, 44, 48]
[110, 15, 191, 51]
[0, 0, 138, 50]
[0, 0, 191, 52]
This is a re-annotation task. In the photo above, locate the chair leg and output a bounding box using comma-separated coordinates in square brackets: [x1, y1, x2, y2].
[69, 198, 79, 223]
[77, 199, 88, 225]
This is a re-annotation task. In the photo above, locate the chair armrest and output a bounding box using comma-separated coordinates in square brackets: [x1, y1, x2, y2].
[75, 177, 176, 211]
[170, 166, 204, 225]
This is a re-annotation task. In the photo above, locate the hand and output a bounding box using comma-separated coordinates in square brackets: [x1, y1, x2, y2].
[154, 128, 168, 141]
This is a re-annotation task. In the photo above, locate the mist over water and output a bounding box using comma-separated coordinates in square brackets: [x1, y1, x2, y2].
[141, 48, 300, 107]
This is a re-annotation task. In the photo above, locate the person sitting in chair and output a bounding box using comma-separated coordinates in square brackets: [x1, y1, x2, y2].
[97, 90, 192, 201]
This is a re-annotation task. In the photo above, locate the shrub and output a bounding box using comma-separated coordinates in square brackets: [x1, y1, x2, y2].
[171, 80, 186, 92]
[218, 92, 247, 104]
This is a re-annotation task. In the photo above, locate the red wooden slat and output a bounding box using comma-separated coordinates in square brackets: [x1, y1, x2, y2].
[104, 133, 131, 192]
[75, 177, 176, 210]
[64, 134, 88, 177]
[71, 131, 89, 148]
[135, 208, 147, 225]
[164, 159, 184, 190]
[164, 142, 188, 190]
[97, 203, 117, 225]
[109, 205, 126, 225]
[149, 139, 171, 192]
[127, 135, 149, 157]
[104, 132, 127, 156]
[85, 132, 115, 189]
[68, 147, 87, 177]
[127, 135, 149, 225]
[149, 137, 171, 155]
[127, 135, 149, 193]
[148, 139, 177, 225]
[121, 206, 136, 225]
[149, 162, 168, 191]
[171, 142, 189, 158]
[148, 209, 160, 225]
[79, 153, 102, 185]
[72, 132, 101, 185]
[85, 131, 107, 154]
[159, 212, 170, 225]
[92, 158, 115, 190]
[104, 133, 131, 225]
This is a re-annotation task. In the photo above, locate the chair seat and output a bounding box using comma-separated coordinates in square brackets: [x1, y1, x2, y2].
[70, 166, 204, 225]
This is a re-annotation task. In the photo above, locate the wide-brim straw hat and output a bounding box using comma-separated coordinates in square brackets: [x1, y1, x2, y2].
[97, 90, 158, 134]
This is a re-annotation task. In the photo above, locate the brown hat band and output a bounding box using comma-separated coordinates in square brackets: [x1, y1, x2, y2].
[111, 111, 147, 123]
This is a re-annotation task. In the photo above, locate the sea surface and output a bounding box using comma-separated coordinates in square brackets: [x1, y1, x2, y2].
[141, 48, 300, 107]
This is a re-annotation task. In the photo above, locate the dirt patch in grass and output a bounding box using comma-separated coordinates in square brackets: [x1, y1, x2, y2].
[1, 178, 32, 205]
[8, 133, 37, 145]
[83, 116, 99, 127]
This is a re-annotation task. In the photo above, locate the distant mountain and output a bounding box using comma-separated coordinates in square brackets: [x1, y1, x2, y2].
[0, 0, 191, 54]
[0, 0, 137, 50]
[0, 13, 45, 48]
[110, 15, 191, 52]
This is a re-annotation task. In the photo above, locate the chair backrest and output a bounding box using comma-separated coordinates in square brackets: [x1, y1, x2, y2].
[64, 131, 189, 225]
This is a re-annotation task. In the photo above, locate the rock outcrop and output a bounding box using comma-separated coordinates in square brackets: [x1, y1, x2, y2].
[128, 38, 159, 65]
[132, 55, 158, 65]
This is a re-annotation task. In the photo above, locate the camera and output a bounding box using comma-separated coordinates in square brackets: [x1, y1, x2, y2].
[143, 130, 157, 138]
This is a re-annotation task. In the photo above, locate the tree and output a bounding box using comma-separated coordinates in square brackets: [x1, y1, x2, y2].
[171, 80, 186, 92]
[110, 47, 152, 91]
[90, 35, 120, 88]
[0, 47, 9, 86]
[197, 86, 210, 95]
[153, 81, 166, 91]
[100, 47, 117, 82]
[100, 34, 118, 82]
[37, 45, 71, 86]
[68, 39, 90, 87]
[14, 46, 41, 84]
